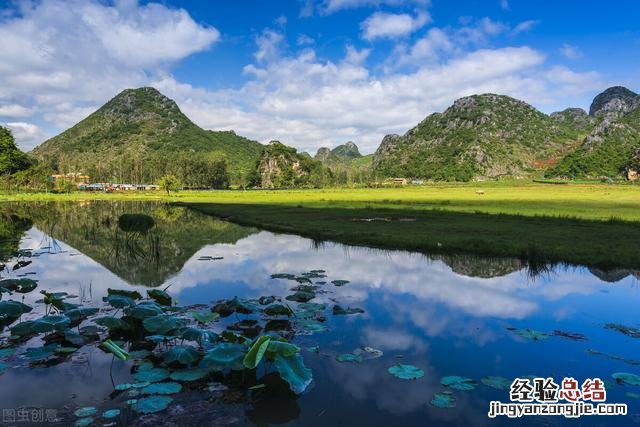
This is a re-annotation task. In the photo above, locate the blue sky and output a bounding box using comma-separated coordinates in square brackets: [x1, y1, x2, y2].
[0, 0, 639, 153]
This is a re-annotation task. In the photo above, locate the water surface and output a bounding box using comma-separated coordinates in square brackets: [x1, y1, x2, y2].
[0, 201, 638, 426]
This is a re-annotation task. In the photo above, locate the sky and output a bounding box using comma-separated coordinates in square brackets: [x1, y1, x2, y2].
[0, 0, 639, 154]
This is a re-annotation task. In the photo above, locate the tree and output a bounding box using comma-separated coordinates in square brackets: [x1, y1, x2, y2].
[0, 126, 32, 175]
[158, 174, 182, 195]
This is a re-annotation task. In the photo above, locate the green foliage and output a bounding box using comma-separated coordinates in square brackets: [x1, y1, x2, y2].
[157, 175, 182, 195]
[31, 88, 262, 185]
[0, 127, 32, 176]
[373, 94, 592, 181]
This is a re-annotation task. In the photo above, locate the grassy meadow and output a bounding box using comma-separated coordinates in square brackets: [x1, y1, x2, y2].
[3, 181, 640, 269]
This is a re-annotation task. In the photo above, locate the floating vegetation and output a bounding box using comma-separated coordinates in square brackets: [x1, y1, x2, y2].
[587, 349, 640, 366]
[134, 368, 170, 383]
[551, 330, 587, 341]
[481, 376, 512, 390]
[430, 390, 456, 408]
[285, 290, 315, 303]
[612, 373, 640, 386]
[74, 418, 94, 427]
[169, 368, 210, 382]
[336, 353, 363, 363]
[133, 396, 174, 414]
[331, 280, 350, 287]
[141, 382, 183, 395]
[605, 323, 640, 338]
[360, 346, 384, 359]
[626, 392, 640, 399]
[264, 304, 293, 317]
[333, 305, 364, 315]
[0, 278, 38, 293]
[74, 407, 97, 418]
[441, 376, 478, 391]
[148, 289, 172, 306]
[388, 364, 424, 380]
[271, 273, 296, 280]
[102, 409, 121, 419]
[507, 328, 549, 341]
[164, 345, 201, 365]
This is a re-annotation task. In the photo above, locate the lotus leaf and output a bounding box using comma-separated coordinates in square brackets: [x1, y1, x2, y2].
[612, 373, 640, 386]
[200, 343, 246, 371]
[190, 310, 219, 324]
[134, 368, 170, 383]
[0, 278, 37, 293]
[481, 376, 512, 390]
[148, 289, 172, 306]
[0, 300, 32, 317]
[141, 382, 182, 395]
[74, 407, 97, 417]
[102, 409, 120, 419]
[133, 396, 173, 414]
[264, 304, 293, 317]
[107, 288, 142, 300]
[274, 352, 313, 394]
[388, 364, 424, 380]
[243, 336, 271, 369]
[164, 345, 201, 365]
[336, 353, 362, 363]
[143, 314, 187, 335]
[431, 390, 456, 408]
[441, 376, 478, 390]
[169, 368, 210, 382]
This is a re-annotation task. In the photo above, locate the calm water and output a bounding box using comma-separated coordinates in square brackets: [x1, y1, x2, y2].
[0, 201, 639, 426]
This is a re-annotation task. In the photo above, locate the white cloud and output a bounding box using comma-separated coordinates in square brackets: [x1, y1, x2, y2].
[361, 10, 430, 40]
[4, 122, 46, 150]
[322, 0, 430, 14]
[559, 43, 583, 60]
[512, 19, 539, 35]
[0, 0, 219, 149]
[500, 0, 510, 10]
[0, 104, 33, 118]
[254, 29, 285, 62]
[153, 44, 601, 154]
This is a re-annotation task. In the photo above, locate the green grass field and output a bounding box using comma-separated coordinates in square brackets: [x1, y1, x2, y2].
[3, 182, 640, 269]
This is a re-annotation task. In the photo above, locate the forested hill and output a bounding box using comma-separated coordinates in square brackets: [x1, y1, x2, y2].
[31, 87, 264, 184]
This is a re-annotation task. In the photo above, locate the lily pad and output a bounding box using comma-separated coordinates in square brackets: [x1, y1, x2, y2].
[360, 346, 383, 359]
[141, 382, 182, 395]
[74, 407, 97, 417]
[271, 273, 296, 280]
[441, 376, 478, 391]
[126, 303, 163, 319]
[285, 290, 315, 303]
[180, 327, 218, 344]
[143, 314, 187, 335]
[134, 368, 170, 383]
[0, 278, 38, 293]
[164, 345, 201, 365]
[612, 372, 640, 386]
[0, 300, 32, 317]
[605, 324, 640, 338]
[388, 364, 424, 380]
[191, 310, 219, 324]
[336, 353, 362, 363]
[481, 376, 511, 390]
[102, 409, 121, 419]
[95, 316, 130, 331]
[133, 396, 173, 414]
[332, 305, 364, 315]
[74, 417, 93, 427]
[430, 390, 456, 408]
[108, 288, 142, 300]
[24, 344, 59, 361]
[65, 307, 99, 323]
[243, 336, 271, 369]
[32, 315, 70, 333]
[510, 328, 549, 341]
[148, 289, 172, 306]
[105, 294, 135, 309]
[331, 280, 350, 287]
[296, 319, 327, 333]
[274, 352, 313, 394]
[200, 343, 246, 371]
[169, 368, 211, 382]
[264, 304, 293, 317]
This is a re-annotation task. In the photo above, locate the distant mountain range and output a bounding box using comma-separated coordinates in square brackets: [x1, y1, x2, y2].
[27, 85, 640, 183]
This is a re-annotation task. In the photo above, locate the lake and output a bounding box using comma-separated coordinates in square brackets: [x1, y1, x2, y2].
[0, 201, 638, 426]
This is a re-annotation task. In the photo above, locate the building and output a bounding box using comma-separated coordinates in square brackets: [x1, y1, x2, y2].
[50, 173, 90, 187]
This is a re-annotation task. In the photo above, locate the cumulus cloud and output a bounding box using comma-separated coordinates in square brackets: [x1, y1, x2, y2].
[4, 122, 46, 150]
[0, 0, 219, 149]
[361, 10, 430, 40]
[321, 0, 430, 14]
[511, 19, 539, 35]
[559, 43, 583, 60]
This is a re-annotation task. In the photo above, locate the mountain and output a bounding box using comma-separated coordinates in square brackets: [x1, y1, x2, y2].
[314, 141, 363, 163]
[547, 86, 640, 179]
[372, 94, 590, 181]
[32, 87, 264, 184]
[0, 126, 32, 175]
[589, 86, 639, 118]
[550, 108, 598, 134]
[251, 141, 328, 188]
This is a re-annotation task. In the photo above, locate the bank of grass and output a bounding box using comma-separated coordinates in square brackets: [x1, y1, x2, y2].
[3, 182, 640, 268]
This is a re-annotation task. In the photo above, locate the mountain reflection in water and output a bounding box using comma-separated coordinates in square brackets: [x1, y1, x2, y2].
[0, 201, 638, 427]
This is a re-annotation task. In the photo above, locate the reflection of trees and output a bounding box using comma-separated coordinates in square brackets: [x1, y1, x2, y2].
[0, 212, 32, 261]
[21, 201, 257, 287]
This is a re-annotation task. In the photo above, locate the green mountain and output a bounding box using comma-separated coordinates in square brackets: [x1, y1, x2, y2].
[31, 87, 264, 184]
[0, 126, 32, 175]
[372, 94, 590, 181]
[547, 86, 640, 179]
[251, 141, 329, 188]
[315, 141, 362, 163]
